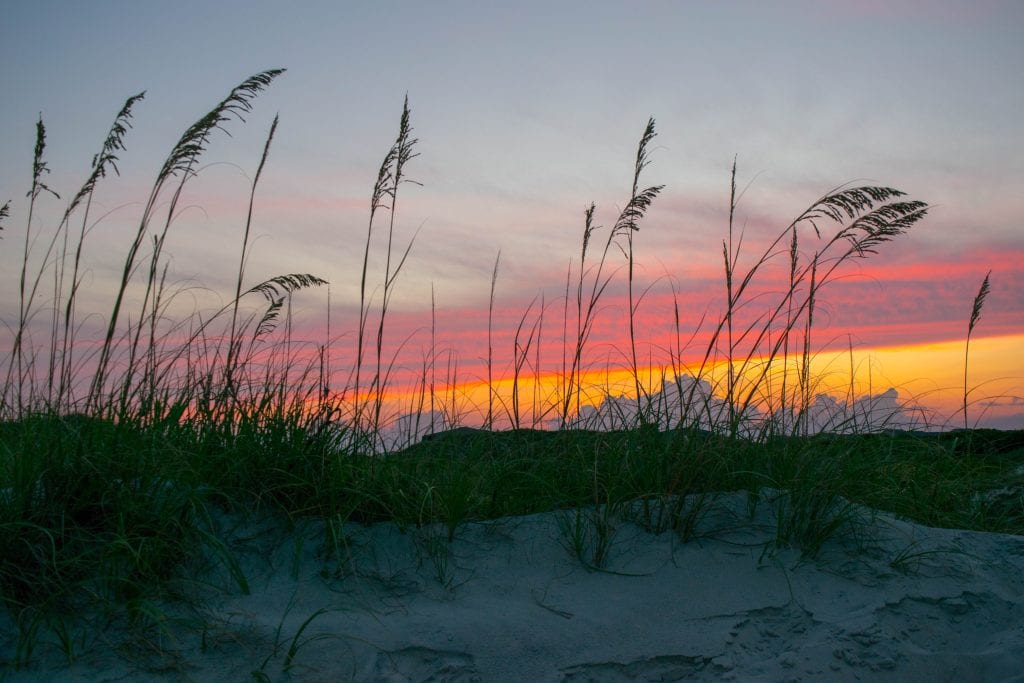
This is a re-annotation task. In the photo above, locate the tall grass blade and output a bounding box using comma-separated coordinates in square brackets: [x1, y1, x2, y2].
[226, 114, 281, 403]
[56, 93, 146, 409]
[6, 118, 60, 414]
[964, 270, 992, 429]
[487, 251, 500, 428]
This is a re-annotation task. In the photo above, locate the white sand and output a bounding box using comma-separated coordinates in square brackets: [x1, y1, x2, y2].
[4, 491, 1024, 682]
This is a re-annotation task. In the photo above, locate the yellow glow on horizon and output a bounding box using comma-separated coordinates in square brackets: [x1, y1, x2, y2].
[802, 333, 1024, 423]
[362, 334, 1023, 430]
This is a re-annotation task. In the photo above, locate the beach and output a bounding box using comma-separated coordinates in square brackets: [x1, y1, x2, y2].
[5, 489, 1023, 682]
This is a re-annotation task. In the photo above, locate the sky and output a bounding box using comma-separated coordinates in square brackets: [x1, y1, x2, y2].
[1, 0, 1022, 430]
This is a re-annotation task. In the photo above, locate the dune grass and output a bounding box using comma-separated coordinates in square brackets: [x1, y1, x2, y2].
[1, 70, 1021, 673]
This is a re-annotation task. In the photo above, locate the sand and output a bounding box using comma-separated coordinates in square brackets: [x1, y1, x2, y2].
[3, 490, 1023, 682]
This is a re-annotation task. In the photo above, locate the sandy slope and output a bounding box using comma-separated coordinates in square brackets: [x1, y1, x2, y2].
[4, 491, 1023, 682]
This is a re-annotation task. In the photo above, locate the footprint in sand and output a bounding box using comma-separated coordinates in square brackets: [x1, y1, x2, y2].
[372, 646, 480, 682]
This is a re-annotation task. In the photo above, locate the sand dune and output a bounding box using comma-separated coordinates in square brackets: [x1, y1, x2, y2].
[4, 490, 1023, 682]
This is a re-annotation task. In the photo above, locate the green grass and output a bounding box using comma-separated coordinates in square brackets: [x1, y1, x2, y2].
[1, 418, 1022, 672]
[0, 69, 1020, 674]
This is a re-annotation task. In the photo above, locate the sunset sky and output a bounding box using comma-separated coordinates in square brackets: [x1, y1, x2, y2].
[1, 1, 1021, 430]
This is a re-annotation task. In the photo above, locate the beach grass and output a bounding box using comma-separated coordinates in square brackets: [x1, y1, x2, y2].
[1, 70, 1021, 673]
